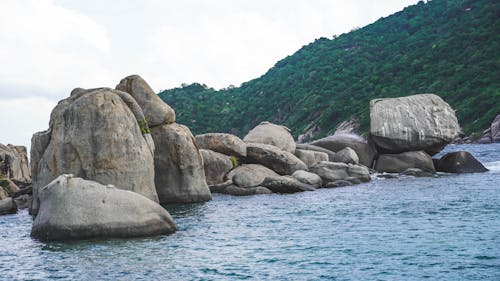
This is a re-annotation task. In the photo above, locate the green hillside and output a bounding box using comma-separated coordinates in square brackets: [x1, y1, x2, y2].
[159, 0, 500, 140]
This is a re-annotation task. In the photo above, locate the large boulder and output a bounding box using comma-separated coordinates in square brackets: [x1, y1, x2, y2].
[261, 176, 316, 193]
[245, 143, 307, 175]
[0, 177, 20, 196]
[116, 75, 175, 126]
[226, 164, 279, 187]
[332, 147, 359, 164]
[295, 144, 337, 161]
[434, 151, 488, 173]
[200, 149, 234, 185]
[243, 122, 296, 153]
[309, 161, 371, 185]
[291, 170, 322, 187]
[370, 94, 461, 154]
[375, 151, 435, 173]
[294, 149, 329, 168]
[195, 133, 247, 157]
[310, 133, 376, 168]
[0, 144, 30, 182]
[0, 197, 17, 215]
[151, 123, 211, 204]
[30, 88, 158, 215]
[31, 175, 177, 241]
[218, 185, 272, 196]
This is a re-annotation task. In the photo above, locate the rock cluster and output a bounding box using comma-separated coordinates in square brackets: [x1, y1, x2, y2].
[477, 114, 500, 144]
[0, 144, 32, 215]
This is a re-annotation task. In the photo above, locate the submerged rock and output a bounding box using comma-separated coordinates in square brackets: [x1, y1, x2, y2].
[400, 168, 435, 177]
[245, 143, 307, 175]
[243, 122, 296, 153]
[434, 151, 488, 173]
[195, 133, 247, 157]
[375, 151, 435, 173]
[31, 175, 177, 241]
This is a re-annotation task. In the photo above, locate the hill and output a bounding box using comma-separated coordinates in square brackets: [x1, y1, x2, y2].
[159, 0, 500, 140]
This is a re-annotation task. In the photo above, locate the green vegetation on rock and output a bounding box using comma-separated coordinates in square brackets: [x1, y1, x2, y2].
[159, 0, 499, 139]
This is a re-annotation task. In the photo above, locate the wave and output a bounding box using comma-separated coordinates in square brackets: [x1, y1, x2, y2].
[485, 161, 500, 172]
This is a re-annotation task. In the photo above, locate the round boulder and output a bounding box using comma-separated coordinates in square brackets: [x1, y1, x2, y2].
[292, 170, 322, 187]
[226, 164, 279, 187]
[245, 143, 307, 175]
[195, 133, 247, 157]
[434, 151, 488, 173]
[200, 149, 234, 185]
[243, 121, 296, 153]
[375, 151, 435, 173]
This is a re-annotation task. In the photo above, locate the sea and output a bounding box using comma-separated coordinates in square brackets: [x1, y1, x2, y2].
[1, 143, 499, 280]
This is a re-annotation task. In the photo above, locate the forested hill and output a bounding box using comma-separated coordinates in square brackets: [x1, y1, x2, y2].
[159, 0, 499, 140]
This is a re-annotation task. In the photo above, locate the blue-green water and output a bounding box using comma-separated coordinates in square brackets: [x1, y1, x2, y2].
[1, 144, 499, 280]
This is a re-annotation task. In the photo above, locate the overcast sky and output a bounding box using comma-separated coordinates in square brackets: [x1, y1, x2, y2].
[0, 0, 419, 150]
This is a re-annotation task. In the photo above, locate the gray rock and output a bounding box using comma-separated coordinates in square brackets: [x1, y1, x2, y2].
[195, 133, 247, 157]
[375, 151, 435, 173]
[309, 161, 349, 184]
[116, 75, 175, 126]
[223, 185, 272, 196]
[310, 133, 376, 168]
[295, 144, 337, 161]
[200, 149, 234, 185]
[434, 151, 488, 173]
[261, 176, 316, 193]
[208, 180, 233, 193]
[31, 175, 177, 241]
[294, 149, 329, 168]
[291, 170, 322, 187]
[491, 115, 500, 142]
[370, 94, 461, 155]
[30, 88, 158, 215]
[477, 128, 492, 144]
[347, 164, 371, 183]
[344, 177, 362, 185]
[0, 197, 17, 215]
[13, 194, 31, 209]
[0, 187, 7, 200]
[324, 180, 353, 188]
[333, 147, 359, 164]
[400, 168, 435, 177]
[0, 177, 20, 196]
[243, 121, 296, 153]
[0, 144, 30, 182]
[245, 143, 307, 175]
[151, 123, 211, 204]
[226, 164, 279, 187]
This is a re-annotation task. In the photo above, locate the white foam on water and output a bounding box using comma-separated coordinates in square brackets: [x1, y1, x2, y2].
[485, 161, 500, 172]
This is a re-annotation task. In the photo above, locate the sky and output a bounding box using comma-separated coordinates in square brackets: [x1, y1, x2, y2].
[0, 0, 419, 150]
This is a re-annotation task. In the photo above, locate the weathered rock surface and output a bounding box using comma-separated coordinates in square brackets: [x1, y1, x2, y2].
[151, 123, 211, 204]
[477, 128, 493, 144]
[324, 180, 353, 188]
[31, 88, 158, 215]
[434, 151, 488, 173]
[492, 114, 500, 142]
[243, 122, 296, 153]
[200, 149, 233, 185]
[310, 133, 376, 168]
[221, 185, 272, 196]
[0, 187, 7, 200]
[333, 147, 359, 164]
[400, 168, 435, 177]
[370, 94, 461, 155]
[261, 176, 316, 193]
[347, 164, 371, 183]
[375, 151, 435, 173]
[0, 144, 30, 182]
[116, 75, 175, 126]
[310, 161, 371, 185]
[295, 144, 337, 161]
[13, 194, 31, 209]
[291, 170, 322, 187]
[195, 133, 247, 157]
[0, 177, 20, 196]
[31, 175, 177, 241]
[0, 197, 17, 215]
[226, 164, 279, 187]
[245, 143, 307, 175]
[294, 149, 329, 168]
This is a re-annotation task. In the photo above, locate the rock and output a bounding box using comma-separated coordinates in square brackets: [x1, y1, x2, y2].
[291, 170, 322, 187]
[400, 168, 434, 177]
[30, 88, 158, 215]
[226, 164, 279, 187]
[151, 123, 211, 204]
[261, 176, 316, 193]
[13, 194, 31, 209]
[223, 185, 272, 196]
[333, 147, 359, 164]
[309, 161, 349, 184]
[195, 133, 247, 157]
[31, 175, 177, 241]
[199, 149, 234, 185]
[116, 75, 175, 126]
[208, 180, 233, 193]
[434, 151, 488, 173]
[344, 177, 362, 185]
[245, 143, 307, 175]
[0, 144, 30, 182]
[477, 128, 492, 144]
[310, 133, 376, 168]
[0, 197, 17, 215]
[295, 144, 337, 161]
[0, 176, 20, 196]
[324, 180, 353, 188]
[370, 94, 461, 155]
[294, 149, 329, 168]
[0, 187, 8, 200]
[347, 164, 371, 182]
[377, 173, 398, 179]
[375, 151, 435, 173]
[491, 114, 500, 142]
[243, 121, 296, 153]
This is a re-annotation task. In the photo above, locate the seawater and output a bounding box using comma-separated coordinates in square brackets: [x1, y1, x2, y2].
[1, 144, 499, 280]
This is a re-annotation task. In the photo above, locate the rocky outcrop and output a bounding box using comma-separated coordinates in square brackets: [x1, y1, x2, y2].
[291, 170, 322, 187]
[434, 151, 488, 173]
[375, 151, 435, 173]
[243, 122, 296, 153]
[295, 144, 337, 161]
[0, 197, 17, 215]
[0, 177, 20, 197]
[370, 94, 461, 155]
[116, 75, 175, 126]
[31, 175, 177, 241]
[477, 114, 500, 143]
[151, 123, 211, 204]
[195, 133, 247, 157]
[310, 133, 376, 168]
[226, 164, 279, 187]
[333, 147, 359, 164]
[30, 88, 158, 215]
[294, 149, 329, 168]
[245, 143, 307, 175]
[210, 183, 272, 196]
[200, 149, 233, 185]
[309, 161, 371, 185]
[0, 144, 30, 182]
[261, 176, 316, 193]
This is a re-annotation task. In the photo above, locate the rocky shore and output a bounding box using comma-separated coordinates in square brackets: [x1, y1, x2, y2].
[0, 75, 494, 242]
